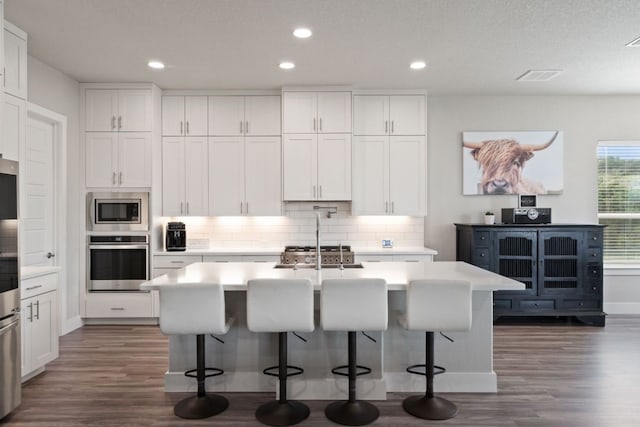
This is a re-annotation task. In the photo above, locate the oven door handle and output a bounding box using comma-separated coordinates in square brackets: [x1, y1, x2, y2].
[0, 316, 20, 337]
[89, 245, 149, 250]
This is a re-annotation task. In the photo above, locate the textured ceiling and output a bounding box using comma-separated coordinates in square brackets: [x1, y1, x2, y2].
[6, 0, 640, 94]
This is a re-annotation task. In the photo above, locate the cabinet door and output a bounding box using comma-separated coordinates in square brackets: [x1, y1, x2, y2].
[282, 92, 316, 133]
[537, 231, 579, 297]
[317, 92, 352, 133]
[389, 136, 425, 215]
[245, 136, 282, 215]
[353, 95, 389, 136]
[30, 291, 58, 369]
[162, 137, 186, 216]
[389, 95, 426, 135]
[118, 133, 152, 187]
[494, 230, 538, 296]
[3, 26, 27, 99]
[118, 89, 152, 132]
[184, 96, 208, 136]
[161, 96, 185, 136]
[209, 96, 245, 136]
[283, 134, 317, 200]
[184, 137, 209, 215]
[352, 136, 388, 215]
[2, 93, 25, 161]
[244, 96, 281, 136]
[85, 132, 118, 187]
[317, 134, 351, 200]
[85, 90, 118, 132]
[21, 300, 31, 374]
[209, 136, 245, 215]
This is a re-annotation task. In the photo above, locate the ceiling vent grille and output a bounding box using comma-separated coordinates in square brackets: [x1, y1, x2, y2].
[626, 36, 640, 47]
[516, 69, 563, 82]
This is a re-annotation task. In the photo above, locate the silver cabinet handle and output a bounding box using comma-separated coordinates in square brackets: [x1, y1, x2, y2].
[246, 202, 249, 214]
[112, 116, 116, 130]
[180, 121, 183, 135]
[186, 202, 190, 215]
[313, 117, 316, 132]
[385, 201, 388, 213]
[245, 121, 249, 134]
[110, 307, 125, 311]
[118, 116, 122, 130]
[319, 185, 323, 199]
[47, 252, 55, 259]
[180, 202, 184, 215]
[35, 300, 40, 320]
[319, 117, 322, 131]
[170, 260, 185, 264]
[26, 284, 43, 291]
[313, 185, 316, 198]
[112, 172, 116, 185]
[28, 303, 33, 322]
[385, 120, 388, 134]
[240, 121, 244, 133]
[186, 121, 190, 134]
[240, 202, 243, 214]
[119, 172, 123, 185]
[391, 120, 394, 133]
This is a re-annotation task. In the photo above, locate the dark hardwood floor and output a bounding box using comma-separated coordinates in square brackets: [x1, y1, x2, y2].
[3, 316, 640, 426]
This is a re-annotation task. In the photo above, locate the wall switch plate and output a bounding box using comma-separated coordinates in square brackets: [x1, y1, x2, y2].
[382, 239, 394, 248]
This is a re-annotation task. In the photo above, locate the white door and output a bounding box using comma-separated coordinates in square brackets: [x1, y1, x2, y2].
[118, 89, 152, 132]
[184, 137, 208, 215]
[85, 132, 117, 187]
[85, 89, 118, 132]
[353, 95, 389, 136]
[317, 134, 351, 200]
[184, 96, 208, 136]
[209, 96, 245, 136]
[24, 114, 55, 265]
[389, 136, 425, 215]
[352, 136, 389, 215]
[162, 137, 186, 216]
[161, 96, 185, 136]
[118, 133, 151, 187]
[283, 134, 317, 200]
[317, 92, 352, 133]
[244, 96, 281, 136]
[245, 137, 282, 215]
[209, 136, 245, 215]
[282, 92, 316, 133]
[389, 95, 426, 135]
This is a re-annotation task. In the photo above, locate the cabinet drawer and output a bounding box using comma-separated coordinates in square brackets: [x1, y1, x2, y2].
[154, 255, 202, 268]
[474, 231, 491, 246]
[560, 299, 600, 310]
[356, 255, 389, 262]
[85, 292, 154, 318]
[242, 255, 279, 262]
[519, 300, 555, 311]
[587, 231, 603, 248]
[203, 255, 242, 262]
[21, 273, 57, 300]
[493, 299, 512, 310]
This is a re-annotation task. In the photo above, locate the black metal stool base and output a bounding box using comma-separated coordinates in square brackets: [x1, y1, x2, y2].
[325, 400, 379, 426]
[255, 399, 310, 426]
[173, 393, 229, 419]
[402, 395, 458, 420]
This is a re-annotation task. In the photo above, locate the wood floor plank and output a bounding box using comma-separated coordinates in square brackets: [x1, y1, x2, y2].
[2, 316, 640, 426]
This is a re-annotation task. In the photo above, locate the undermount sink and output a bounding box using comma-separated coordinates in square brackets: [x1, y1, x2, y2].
[274, 263, 364, 269]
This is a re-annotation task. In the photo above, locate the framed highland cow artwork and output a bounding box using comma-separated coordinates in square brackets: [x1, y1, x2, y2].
[462, 130, 563, 195]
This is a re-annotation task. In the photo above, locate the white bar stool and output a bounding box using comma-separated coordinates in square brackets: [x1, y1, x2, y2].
[158, 282, 233, 419]
[247, 278, 314, 426]
[401, 279, 472, 420]
[321, 278, 388, 426]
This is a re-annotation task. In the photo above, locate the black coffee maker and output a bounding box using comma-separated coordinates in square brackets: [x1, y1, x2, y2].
[166, 222, 186, 251]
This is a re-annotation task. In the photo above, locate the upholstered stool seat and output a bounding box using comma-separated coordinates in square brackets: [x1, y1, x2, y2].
[321, 278, 388, 426]
[247, 278, 314, 426]
[401, 279, 472, 420]
[158, 282, 233, 419]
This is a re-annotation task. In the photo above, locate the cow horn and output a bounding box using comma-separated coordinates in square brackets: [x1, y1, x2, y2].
[520, 131, 559, 152]
[462, 141, 483, 149]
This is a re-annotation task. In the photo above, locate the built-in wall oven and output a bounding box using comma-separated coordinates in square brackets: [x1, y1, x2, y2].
[0, 157, 21, 419]
[87, 235, 149, 291]
[87, 192, 148, 232]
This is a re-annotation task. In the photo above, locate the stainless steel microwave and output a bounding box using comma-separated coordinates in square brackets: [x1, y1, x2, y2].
[87, 192, 149, 231]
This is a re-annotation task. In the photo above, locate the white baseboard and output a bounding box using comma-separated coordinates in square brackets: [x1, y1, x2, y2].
[61, 315, 83, 336]
[603, 302, 640, 315]
[83, 318, 159, 326]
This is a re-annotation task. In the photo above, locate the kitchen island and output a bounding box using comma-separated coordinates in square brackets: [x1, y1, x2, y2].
[142, 261, 523, 399]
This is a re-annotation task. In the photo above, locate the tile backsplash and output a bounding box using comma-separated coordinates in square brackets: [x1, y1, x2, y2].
[159, 202, 424, 249]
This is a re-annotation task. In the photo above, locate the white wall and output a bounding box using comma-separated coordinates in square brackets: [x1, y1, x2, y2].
[27, 55, 81, 331]
[426, 95, 640, 313]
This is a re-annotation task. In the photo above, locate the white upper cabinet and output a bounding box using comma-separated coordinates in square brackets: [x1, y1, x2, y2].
[1, 93, 25, 161]
[353, 95, 425, 136]
[244, 137, 282, 215]
[282, 91, 351, 134]
[209, 95, 281, 136]
[162, 137, 208, 216]
[86, 132, 152, 187]
[85, 89, 152, 132]
[4, 21, 27, 99]
[352, 135, 425, 216]
[162, 95, 208, 136]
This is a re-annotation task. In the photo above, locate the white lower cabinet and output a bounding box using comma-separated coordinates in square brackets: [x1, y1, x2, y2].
[84, 292, 154, 318]
[21, 273, 58, 380]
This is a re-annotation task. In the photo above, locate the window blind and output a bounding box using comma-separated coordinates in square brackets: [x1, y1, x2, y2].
[597, 142, 640, 262]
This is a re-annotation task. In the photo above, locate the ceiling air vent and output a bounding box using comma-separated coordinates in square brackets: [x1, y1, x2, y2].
[516, 69, 563, 82]
[626, 36, 640, 47]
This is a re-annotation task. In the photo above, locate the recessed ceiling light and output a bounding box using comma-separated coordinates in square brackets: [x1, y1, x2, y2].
[516, 69, 563, 82]
[279, 62, 295, 70]
[410, 61, 426, 70]
[147, 60, 165, 69]
[626, 36, 640, 47]
[293, 28, 312, 39]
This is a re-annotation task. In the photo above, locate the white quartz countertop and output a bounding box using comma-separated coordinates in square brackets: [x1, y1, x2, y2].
[153, 247, 437, 256]
[142, 261, 522, 292]
[21, 265, 62, 280]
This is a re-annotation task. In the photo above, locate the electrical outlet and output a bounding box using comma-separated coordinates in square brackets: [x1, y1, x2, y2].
[382, 239, 393, 248]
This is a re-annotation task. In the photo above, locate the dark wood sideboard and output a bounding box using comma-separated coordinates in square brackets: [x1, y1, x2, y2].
[455, 223, 606, 326]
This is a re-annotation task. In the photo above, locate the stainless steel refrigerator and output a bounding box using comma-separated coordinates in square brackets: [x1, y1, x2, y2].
[0, 157, 20, 420]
